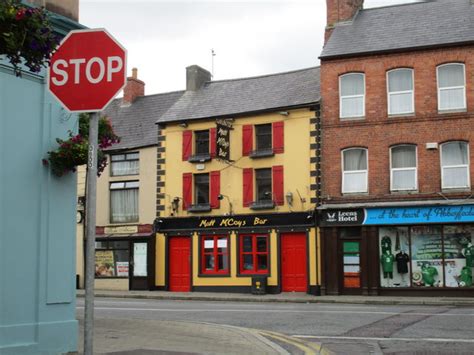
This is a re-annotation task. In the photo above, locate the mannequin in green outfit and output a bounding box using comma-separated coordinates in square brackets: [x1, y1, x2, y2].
[421, 263, 438, 287]
[462, 243, 473, 267]
[460, 266, 472, 287]
[381, 250, 395, 287]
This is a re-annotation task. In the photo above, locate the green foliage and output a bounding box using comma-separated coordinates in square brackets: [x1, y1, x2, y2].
[0, 0, 59, 76]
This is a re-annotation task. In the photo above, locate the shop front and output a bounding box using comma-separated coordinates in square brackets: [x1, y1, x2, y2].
[319, 203, 474, 296]
[154, 212, 320, 294]
[93, 224, 155, 291]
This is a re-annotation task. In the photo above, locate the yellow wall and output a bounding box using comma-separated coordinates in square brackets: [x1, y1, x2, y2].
[96, 146, 157, 226]
[160, 109, 314, 217]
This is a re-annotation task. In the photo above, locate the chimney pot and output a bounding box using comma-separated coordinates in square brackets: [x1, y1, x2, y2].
[122, 68, 145, 106]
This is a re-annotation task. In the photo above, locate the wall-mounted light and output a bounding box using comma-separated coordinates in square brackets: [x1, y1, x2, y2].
[278, 111, 289, 116]
[218, 194, 233, 215]
[179, 122, 188, 128]
[171, 197, 181, 213]
[285, 191, 293, 206]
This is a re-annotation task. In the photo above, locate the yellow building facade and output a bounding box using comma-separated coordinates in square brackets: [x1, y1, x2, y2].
[155, 66, 321, 294]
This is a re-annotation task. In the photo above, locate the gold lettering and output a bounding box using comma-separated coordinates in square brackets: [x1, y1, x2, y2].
[254, 217, 268, 225]
[199, 219, 216, 228]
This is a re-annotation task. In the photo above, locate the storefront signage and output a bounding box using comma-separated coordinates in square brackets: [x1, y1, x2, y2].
[216, 119, 232, 162]
[319, 204, 474, 226]
[319, 209, 364, 226]
[365, 205, 474, 225]
[104, 225, 138, 234]
[155, 212, 314, 231]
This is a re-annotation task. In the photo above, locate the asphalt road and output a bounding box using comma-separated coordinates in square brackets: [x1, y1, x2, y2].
[76, 297, 474, 354]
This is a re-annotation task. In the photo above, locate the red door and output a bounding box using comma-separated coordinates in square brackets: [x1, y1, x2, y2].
[281, 233, 307, 292]
[169, 237, 191, 292]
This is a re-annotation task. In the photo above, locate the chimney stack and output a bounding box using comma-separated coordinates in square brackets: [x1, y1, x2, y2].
[122, 68, 145, 106]
[28, 0, 79, 21]
[325, 0, 364, 43]
[186, 65, 211, 91]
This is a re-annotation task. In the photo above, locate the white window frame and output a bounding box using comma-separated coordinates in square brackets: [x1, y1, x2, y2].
[387, 68, 415, 115]
[390, 145, 418, 192]
[341, 148, 368, 194]
[440, 141, 470, 189]
[339, 73, 365, 119]
[110, 152, 140, 176]
[110, 181, 139, 223]
[437, 63, 466, 112]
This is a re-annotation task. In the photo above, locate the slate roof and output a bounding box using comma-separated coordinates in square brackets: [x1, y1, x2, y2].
[103, 90, 184, 151]
[320, 0, 474, 59]
[159, 66, 320, 123]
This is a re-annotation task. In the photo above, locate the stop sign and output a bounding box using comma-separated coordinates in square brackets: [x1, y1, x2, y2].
[48, 28, 127, 112]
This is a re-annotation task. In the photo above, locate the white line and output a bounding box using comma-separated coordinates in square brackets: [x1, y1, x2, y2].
[293, 335, 474, 343]
[75, 306, 474, 317]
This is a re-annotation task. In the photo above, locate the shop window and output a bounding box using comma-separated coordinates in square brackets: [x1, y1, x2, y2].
[182, 128, 216, 162]
[110, 181, 139, 223]
[390, 145, 417, 191]
[379, 225, 474, 288]
[182, 171, 220, 212]
[242, 121, 284, 157]
[339, 73, 365, 119]
[95, 240, 129, 278]
[342, 148, 368, 193]
[239, 234, 269, 274]
[242, 166, 284, 209]
[441, 141, 470, 189]
[387, 68, 414, 115]
[110, 152, 139, 176]
[437, 63, 466, 111]
[200, 235, 229, 275]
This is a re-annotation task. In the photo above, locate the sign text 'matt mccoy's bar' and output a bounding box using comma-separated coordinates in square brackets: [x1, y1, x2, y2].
[154, 212, 314, 232]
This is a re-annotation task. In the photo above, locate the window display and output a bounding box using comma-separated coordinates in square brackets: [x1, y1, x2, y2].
[95, 240, 129, 278]
[379, 227, 410, 287]
[379, 225, 473, 288]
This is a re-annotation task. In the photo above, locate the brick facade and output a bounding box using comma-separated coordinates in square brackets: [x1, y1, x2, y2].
[320, 46, 474, 204]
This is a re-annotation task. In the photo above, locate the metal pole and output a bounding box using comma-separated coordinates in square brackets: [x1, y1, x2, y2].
[84, 111, 99, 355]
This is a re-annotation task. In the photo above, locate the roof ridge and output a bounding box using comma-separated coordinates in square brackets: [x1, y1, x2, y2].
[136, 89, 185, 99]
[205, 66, 320, 85]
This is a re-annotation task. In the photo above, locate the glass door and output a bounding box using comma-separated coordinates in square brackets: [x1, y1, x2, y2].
[130, 242, 148, 290]
[342, 241, 361, 289]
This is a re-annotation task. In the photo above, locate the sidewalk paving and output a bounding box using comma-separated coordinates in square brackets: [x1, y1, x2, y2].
[76, 289, 474, 306]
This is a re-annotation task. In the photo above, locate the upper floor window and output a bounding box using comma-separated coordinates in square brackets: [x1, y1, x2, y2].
[182, 171, 220, 212]
[110, 181, 139, 223]
[342, 148, 368, 193]
[437, 63, 466, 111]
[242, 121, 284, 158]
[387, 69, 414, 115]
[390, 145, 417, 191]
[243, 166, 284, 209]
[340, 73, 365, 119]
[110, 152, 139, 176]
[182, 129, 216, 162]
[441, 141, 470, 189]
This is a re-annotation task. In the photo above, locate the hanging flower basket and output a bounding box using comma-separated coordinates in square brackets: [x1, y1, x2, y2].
[0, 0, 59, 76]
[43, 114, 120, 177]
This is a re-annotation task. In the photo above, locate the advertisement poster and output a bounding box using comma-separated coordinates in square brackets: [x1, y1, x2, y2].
[95, 250, 115, 277]
[411, 226, 443, 287]
[443, 226, 472, 287]
[116, 261, 129, 277]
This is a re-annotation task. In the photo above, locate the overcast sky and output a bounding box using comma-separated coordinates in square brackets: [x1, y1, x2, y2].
[80, 0, 420, 95]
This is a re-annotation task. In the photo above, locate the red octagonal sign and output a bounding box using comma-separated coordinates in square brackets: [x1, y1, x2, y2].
[48, 29, 127, 112]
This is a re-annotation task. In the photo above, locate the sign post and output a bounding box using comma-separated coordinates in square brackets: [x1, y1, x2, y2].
[48, 28, 126, 355]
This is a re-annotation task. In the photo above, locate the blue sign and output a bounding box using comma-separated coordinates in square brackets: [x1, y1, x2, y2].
[364, 205, 474, 225]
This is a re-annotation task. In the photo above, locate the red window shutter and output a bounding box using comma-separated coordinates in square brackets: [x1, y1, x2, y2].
[210, 128, 217, 158]
[272, 165, 284, 205]
[182, 130, 192, 161]
[242, 125, 253, 156]
[182, 173, 193, 210]
[273, 121, 284, 154]
[242, 168, 253, 207]
[210, 170, 220, 209]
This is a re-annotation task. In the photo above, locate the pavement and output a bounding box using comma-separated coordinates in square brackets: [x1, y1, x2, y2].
[76, 289, 474, 306]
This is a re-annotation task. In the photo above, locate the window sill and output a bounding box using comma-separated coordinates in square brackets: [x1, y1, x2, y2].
[109, 220, 139, 225]
[250, 201, 275, 210]
[390, 189, 418, 194]
[188, 154, 211, 163]
[249, 149, 274, 159]
[441, 187, 471, 193]
[340, 116, 365, 121]
[388, 113, 415, 118]
[341, 192, 368, 196]
[438, 108, 467, 115]
[187, 204, 212, 213]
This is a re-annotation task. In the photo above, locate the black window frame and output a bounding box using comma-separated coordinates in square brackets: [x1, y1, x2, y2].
[110, 152, 140, 176]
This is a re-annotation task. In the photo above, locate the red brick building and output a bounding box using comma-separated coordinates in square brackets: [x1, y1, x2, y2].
[318, 0, 474, 296]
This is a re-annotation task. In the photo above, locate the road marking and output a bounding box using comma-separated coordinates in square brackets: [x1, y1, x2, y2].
[75, 306, 473, 317]
[293, 335, 474, 343]
[260, 330, 320, 355]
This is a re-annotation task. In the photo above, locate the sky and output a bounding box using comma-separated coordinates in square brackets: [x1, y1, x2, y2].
[80, 0, 420, 95]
